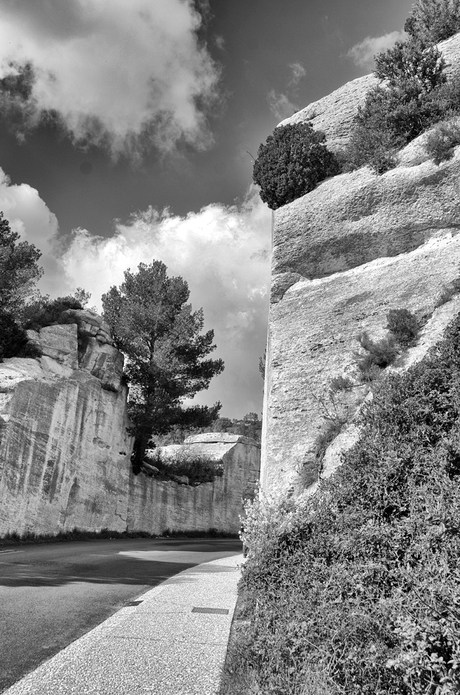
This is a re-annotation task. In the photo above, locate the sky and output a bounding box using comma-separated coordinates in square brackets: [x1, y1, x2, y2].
[0, 0, 415, 418]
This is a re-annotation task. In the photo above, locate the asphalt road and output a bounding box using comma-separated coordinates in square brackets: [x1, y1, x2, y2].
[0, 537, 242, 693]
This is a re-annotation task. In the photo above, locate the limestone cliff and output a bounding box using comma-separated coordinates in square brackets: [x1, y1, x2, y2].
[262, 35, 460, 496]
[129, 434, 260, 535]
[0, 311, 133, 534]
[0, 316, 260, 535]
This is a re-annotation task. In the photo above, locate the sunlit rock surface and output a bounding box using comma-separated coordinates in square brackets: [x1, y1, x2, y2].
[0, 315, 260, 536]
[0, 316, 133, 535]
[262, 37, 460, 496]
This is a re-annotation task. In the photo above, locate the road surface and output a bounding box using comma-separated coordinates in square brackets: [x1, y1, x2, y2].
[0, 537, 242, 692]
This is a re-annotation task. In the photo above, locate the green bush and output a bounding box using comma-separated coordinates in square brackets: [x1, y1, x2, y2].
[386, 308, 421, 347]
[404, 0, 460, 45]
[425, 118, 460, 163]
[239, 313, 460, 694]
[0, 311, 41, 361]
[329, 375, 354, 392]
[374, 40, 446, 92]
[355, 331, 399, 381]
[345, 79, 450, 173]
[24, 296, 83, 331]
[145, 448, 223, 485]
[345, 24, 460, 173]
[253, 122, 340, 209]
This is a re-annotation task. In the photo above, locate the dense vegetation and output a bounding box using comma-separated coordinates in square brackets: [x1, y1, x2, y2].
[225, 313, 460, 694]
[0, 211, 43, 360]
[145, 448, 223, 485]
[404, 0, 460, 44]
[346, 0, 460, 173]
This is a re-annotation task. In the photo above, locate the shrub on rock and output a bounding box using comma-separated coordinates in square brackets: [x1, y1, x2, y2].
[253, 122, 340, 209]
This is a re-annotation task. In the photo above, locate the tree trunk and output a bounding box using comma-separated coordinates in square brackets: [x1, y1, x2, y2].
[131, 436, 148, 475]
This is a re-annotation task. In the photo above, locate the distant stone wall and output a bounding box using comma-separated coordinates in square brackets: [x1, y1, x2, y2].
[0, 314, 260, 537]
[128, 434, 260, 535]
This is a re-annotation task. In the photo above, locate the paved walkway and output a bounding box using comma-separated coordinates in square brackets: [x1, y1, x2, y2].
[4, 554, 243, 695]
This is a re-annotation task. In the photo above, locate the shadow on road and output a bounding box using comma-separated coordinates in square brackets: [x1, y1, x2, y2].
[0, 540, 242, 588]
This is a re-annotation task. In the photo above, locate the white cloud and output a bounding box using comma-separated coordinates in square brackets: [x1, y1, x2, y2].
[0, 0, 221, 158]
[59, 187, 272, 417]
[347, 31, 406, 70]
[267, 89, 298, 121]
[0, 168, 63, 294]
[267, 62, 305, 121]
[0, 169, 271, 416]
[289, 62, 306, 86]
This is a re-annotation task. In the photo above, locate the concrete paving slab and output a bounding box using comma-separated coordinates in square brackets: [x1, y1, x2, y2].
[105, 611, 232, 644]
[4, 554, 243, 695]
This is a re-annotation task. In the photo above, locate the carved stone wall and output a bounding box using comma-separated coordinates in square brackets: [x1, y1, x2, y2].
[0, 315, 260, 536]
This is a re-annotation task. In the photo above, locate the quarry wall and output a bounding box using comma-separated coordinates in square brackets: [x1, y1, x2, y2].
[0, 312, 259, 536]
[261, 33, 460, 497]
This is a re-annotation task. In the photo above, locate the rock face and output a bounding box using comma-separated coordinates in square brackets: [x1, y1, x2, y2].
[0, 313, 133, 534]
[262, 37, 460, 497]
[0, 314, 260, 536]
[129, 434, 260, 535]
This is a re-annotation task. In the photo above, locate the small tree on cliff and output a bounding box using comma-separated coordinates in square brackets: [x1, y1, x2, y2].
[102, 260, 224, 473]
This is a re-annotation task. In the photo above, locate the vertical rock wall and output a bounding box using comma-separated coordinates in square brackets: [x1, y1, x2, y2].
[127, 434, 260, 535]
[262, 136, 460, 498]
[0, 315, 260, 536]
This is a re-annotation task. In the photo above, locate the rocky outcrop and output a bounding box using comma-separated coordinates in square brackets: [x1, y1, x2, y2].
[262, 39, 460, 497]
[0, 315, 260, 535]
[0, 312, 133, 534]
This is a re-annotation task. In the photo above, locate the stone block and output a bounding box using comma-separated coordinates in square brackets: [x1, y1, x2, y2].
[38, 324, 79, 368]
[80, 339, 124, 392]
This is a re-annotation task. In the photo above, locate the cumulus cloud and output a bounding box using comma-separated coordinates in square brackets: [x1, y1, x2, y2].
[58, 188, 271, 417]
[0, 168, 64, 294]
[0, 0, 221, 158]
[347, 31, 406, 70]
